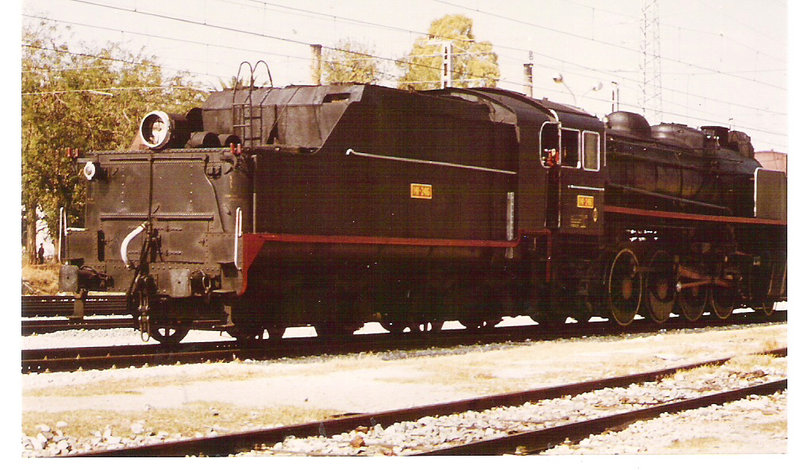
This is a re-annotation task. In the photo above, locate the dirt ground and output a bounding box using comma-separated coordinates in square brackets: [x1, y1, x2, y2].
[20, 321, 787, 456]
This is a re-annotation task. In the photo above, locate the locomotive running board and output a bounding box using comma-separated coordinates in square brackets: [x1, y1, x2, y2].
[605, 205, 787, 226]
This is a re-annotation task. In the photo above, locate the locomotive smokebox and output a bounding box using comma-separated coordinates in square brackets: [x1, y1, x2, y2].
[139, 111, 191, 150]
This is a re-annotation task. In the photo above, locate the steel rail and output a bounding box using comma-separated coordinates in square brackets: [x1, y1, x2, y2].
[22, 312, 787, 374]
[21, 295, 128, 318]
[22, 318, 134, 335]
[418, 379, 787, 456]
[21, 340, 238, 374]
[71, 347, 786, 457]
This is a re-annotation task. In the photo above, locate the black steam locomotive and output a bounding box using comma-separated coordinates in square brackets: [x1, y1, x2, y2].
[59, 64, 786, 343]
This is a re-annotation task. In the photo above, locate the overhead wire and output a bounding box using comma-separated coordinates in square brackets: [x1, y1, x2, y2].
[433, 0, 786, 90]
[25, 0, 786, 147]
[30, 3, 785, 122]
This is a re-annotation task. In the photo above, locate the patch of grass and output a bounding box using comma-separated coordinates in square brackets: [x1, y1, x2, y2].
[22, 401, 340, 442]
[22, 261, 61, 295]
[666, 436, 725, 451]
[725, 353, 783, 371]
[751, 420, 787, 435]
[27, 368, 272, 398]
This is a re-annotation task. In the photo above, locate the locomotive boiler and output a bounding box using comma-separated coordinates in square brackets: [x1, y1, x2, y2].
[59, 63, 786, 343]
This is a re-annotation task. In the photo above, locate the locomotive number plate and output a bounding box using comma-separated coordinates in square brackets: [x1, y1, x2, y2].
[577, 195, 594, 209]
[410, 183, 433, 199]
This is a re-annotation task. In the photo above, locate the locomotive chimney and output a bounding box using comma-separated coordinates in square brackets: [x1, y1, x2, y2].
[310, 44, 323, 85]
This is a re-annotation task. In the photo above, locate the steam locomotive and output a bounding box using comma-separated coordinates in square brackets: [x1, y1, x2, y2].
[59, 63, 786, 343]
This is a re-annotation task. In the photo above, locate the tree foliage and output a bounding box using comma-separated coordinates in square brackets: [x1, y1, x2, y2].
[322, 39, 380, 85]
[398, 14, 500, 90]
[21, 23, 207, 261]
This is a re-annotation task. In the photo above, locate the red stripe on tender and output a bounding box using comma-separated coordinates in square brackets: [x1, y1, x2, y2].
[604, 205, 786, 226]
[238, 232, 521, 297]
[244, 232, 519, 248]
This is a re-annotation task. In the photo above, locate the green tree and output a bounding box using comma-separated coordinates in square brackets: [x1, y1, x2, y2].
[217, 75, 245, 90]
[322, 40, 380, 85]
[21, 23, 207, 262]
[398, 14, 500, 90]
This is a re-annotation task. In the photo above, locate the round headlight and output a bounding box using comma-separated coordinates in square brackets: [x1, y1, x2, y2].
[140, 111, 173, 150]
[83, 161, 96, 181]
[139, 110, 192, 150]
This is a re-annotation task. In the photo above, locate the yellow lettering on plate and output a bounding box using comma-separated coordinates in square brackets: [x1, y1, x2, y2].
[410, 183, 433, 199]
[577, 195, 594, 209]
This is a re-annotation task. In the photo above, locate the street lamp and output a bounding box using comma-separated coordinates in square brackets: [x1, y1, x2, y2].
[582, 81, 603, 96]
[552, 73, 576, 105]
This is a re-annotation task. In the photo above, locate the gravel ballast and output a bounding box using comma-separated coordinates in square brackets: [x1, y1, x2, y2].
[20, 319, 787, 456]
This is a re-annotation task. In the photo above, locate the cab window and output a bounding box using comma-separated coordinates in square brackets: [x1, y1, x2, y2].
[583, 131, 600, 171]
[540, 122, 559, 167]
[561, 129, 580, 168]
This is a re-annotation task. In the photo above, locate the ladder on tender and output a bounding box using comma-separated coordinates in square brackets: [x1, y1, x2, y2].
[232, 61, 273, 148]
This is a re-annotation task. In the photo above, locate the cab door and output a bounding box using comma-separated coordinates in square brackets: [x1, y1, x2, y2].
[558, 129, 604, 234]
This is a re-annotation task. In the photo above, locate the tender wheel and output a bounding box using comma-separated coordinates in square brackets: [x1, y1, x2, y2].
[315, 322, 357, 338]
[231, 326, 265, 342]
[755, 300, 776, 317]
[569, 300, 593, 323]
[410, 321, 443, 333]
[607, 247, 642, 326]
[643, 250, 676, 324]
[149, 324, 190, 344]
[380, 321, 409, 334]
[677, 284, 708, 322]
[266, 325, 286, 340]
[460, 318, 499, 331]
[748, 253, 780, 317]
[532, 311, 564, 327]
[710, 285, 736, 320]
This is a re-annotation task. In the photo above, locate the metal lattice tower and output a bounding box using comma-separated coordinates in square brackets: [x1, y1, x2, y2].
[640, 0, 663, 121]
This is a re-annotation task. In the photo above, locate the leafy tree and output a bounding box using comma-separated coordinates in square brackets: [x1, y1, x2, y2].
[217, 75, 245, 90]
[21, 23, 207, 263]
[322, 40, 380, 85]
[398, 14, 500, 90]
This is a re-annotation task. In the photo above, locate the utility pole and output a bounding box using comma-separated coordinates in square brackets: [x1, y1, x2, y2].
[310, 44, 323, 85]
[441, 41, 453, 88]
[523, 51, 534, 98]
[640, 0, 663, 121]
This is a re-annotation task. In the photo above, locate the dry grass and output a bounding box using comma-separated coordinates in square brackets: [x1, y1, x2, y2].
[22, 401, 340, 441]
[27, 367, 273, 398]
[724, 353, 784, 370]
[666, 436, 725, 451]
[751, 420, 787, 434]
[22, 261, 61, 294]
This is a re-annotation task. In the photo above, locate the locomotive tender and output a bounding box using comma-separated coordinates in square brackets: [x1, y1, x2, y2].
[59, 64, 787, 343]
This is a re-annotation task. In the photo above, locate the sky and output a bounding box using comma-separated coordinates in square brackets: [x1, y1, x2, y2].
[19, 0, 789, 153]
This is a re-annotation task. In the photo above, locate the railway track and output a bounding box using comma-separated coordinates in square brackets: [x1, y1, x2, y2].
[22, 311, 786, 374]
[22, 318, 135, 335]
[21, 295, 128, 318]
[70, 348, 786, 457]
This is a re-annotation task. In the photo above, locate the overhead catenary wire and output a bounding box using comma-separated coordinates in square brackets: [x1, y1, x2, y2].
[24, 7, 786, 124]
[32, 1, 788, 109]
[23, 0, 786, 149]
[433, 0, 786, 91]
